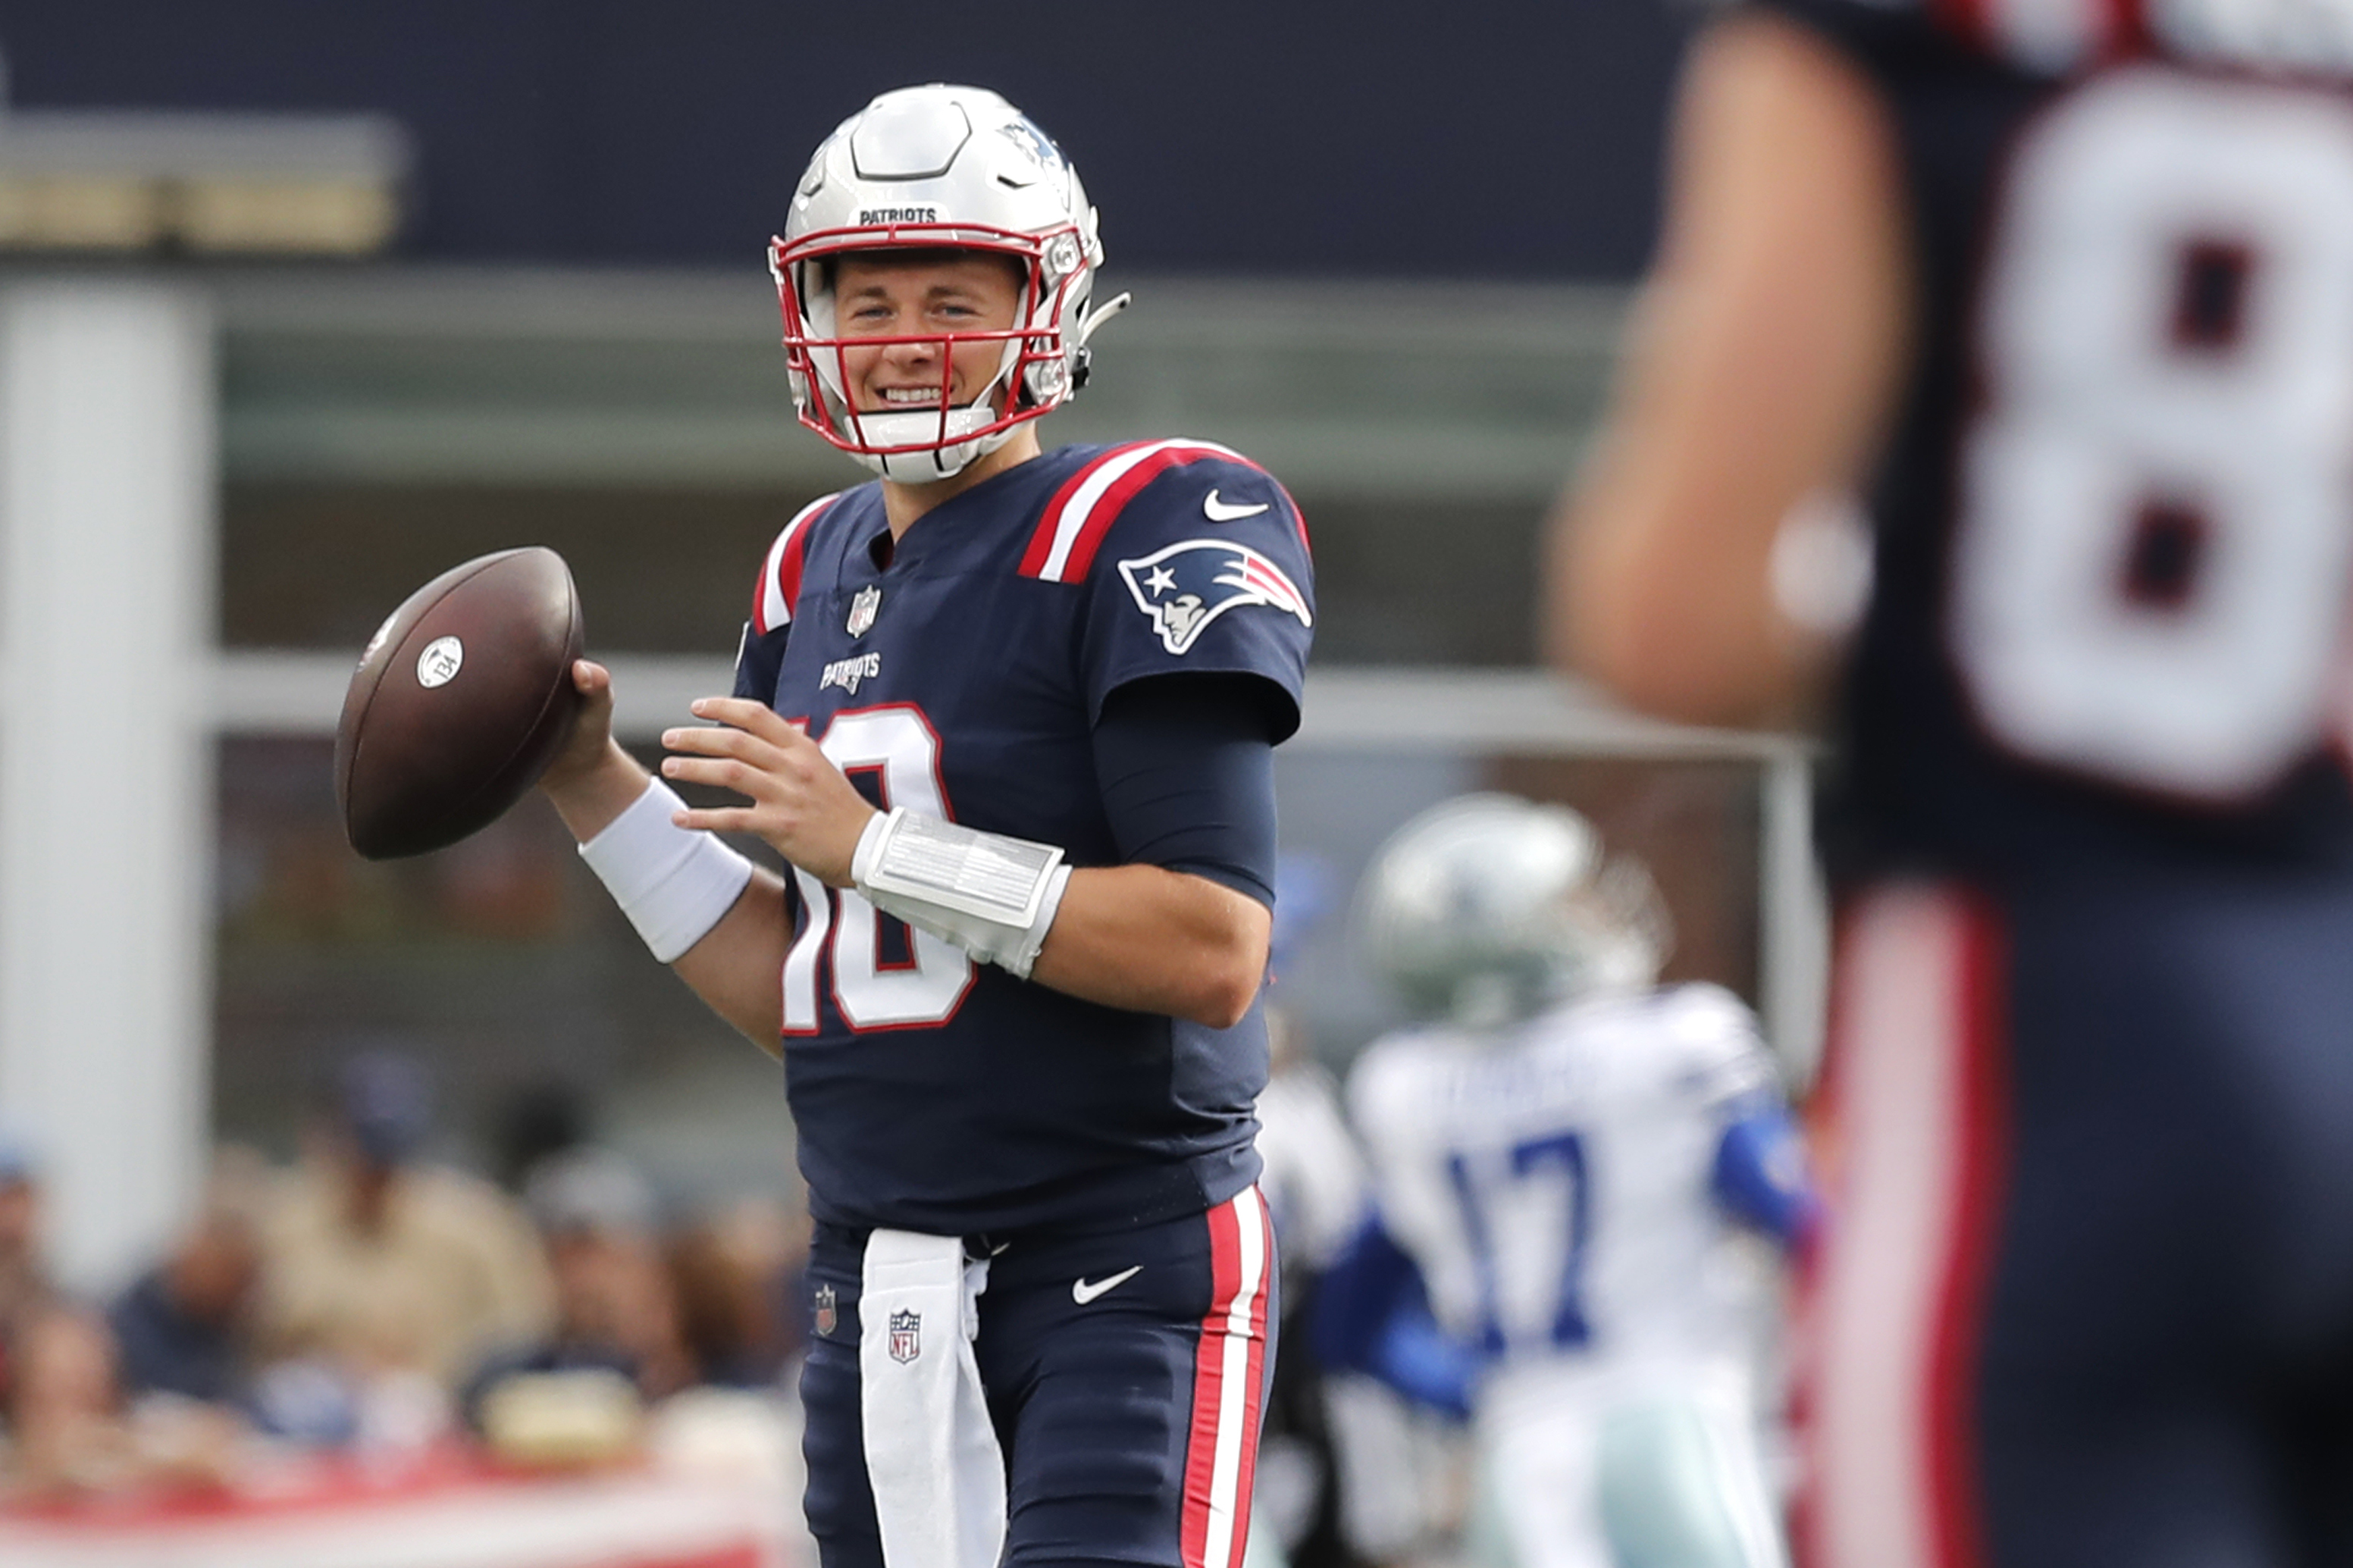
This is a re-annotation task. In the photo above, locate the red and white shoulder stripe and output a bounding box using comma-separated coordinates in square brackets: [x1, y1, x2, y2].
[1933, 0, 2151, 73]
[1018, 440, 1310, 585]
[750, 493, 840, 636]
[1179, 1185, 1275, 1568]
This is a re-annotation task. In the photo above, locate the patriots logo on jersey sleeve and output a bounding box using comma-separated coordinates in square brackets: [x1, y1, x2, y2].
[1116, 539, 1313, 656]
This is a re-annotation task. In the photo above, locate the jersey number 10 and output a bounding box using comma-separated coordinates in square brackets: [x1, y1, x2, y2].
[1953, 70, 2353, 800]
[781, 706, 976, 1033]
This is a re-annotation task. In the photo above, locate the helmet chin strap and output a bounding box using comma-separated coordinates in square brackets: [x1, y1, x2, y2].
[859, 409, 1019, 482]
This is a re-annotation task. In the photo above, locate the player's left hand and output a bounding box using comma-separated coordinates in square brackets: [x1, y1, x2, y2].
[660, 697, 875, 887]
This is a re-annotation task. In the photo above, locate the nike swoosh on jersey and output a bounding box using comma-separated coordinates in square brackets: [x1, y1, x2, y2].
[1202, 490, 1270, 521]
[1070, 1265, 1143, 1304]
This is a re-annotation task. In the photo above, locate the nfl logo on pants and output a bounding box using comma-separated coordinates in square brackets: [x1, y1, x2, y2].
[888, 1309, 921, 1363]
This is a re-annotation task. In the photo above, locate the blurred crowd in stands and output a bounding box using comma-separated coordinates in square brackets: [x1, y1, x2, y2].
[0, 1037, 1468, 1566]
[0, 1050, 811, 1502]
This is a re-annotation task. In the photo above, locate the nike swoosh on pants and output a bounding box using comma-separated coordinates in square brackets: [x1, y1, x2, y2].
[1071, 1265, 1143, 1304]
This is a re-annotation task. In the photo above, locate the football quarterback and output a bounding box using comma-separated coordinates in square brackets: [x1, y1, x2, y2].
[537, 85, 1314, 1568]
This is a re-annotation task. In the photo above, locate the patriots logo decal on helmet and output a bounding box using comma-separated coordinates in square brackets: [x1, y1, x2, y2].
[999, 117, 1066, 175]
[1117, 540, 1313, 656]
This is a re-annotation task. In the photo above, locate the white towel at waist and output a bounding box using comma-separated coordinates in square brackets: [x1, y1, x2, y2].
[860, 1228, 1006, 1568]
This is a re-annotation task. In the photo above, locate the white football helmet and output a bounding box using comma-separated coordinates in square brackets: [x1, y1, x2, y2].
[770, 85, 1128, 482]
[1360, 793, 1672, 1028]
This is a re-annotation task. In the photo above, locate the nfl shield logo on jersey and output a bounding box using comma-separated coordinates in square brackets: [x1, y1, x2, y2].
[888, 1308, 921, 1363]
[847, 585, 882, 637]
[813, 1283, 837, 1338]
[1116, 539, 1312, 656]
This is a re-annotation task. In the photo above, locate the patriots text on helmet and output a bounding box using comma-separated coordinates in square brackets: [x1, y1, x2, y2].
[857, 208, 940, 226]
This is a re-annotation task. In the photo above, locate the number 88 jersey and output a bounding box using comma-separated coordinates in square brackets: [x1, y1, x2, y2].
[1764, 0, 2353, 878]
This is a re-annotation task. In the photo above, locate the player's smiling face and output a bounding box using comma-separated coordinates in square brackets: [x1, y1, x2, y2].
[833, 250, 1027, 415]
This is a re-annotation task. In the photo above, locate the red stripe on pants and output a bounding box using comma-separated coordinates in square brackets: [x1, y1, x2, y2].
[1797, 886, 2009, 1568]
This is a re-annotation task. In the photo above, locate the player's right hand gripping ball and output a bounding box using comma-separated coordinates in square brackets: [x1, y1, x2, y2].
[335, 546, 586, 859]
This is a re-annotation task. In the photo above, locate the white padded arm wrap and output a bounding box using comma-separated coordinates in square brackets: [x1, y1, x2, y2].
[578, 778, 754, 963]
[851, 808, 1073, 980]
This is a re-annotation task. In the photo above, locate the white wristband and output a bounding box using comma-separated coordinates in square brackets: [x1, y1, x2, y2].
[578, 779, 754, 963]
[851, 807, 1072, 980]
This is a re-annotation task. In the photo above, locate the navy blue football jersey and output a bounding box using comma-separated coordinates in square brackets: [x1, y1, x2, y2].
[1756, 0, 2353, 881]
[732, 439, 1316, 1238]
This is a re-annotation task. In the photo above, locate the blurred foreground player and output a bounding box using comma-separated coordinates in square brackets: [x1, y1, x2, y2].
[1321, 797, 1812, 1568]
[1552, 3, 2353, 1564]
[537, 86, 1314, 1568]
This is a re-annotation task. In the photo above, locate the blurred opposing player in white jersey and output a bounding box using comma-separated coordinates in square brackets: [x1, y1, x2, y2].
[1318, 796, 1815, 1568]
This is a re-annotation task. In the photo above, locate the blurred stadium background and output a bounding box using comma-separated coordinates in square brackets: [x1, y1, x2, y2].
[0, 0, 1819, 1486]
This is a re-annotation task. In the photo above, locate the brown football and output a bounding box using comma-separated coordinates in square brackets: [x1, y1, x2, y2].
[335, 546, 586, 859]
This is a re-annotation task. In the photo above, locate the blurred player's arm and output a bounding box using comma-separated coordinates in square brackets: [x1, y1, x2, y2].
[1669, 987, 1824, 1250]
[1546, 11, 1910, 726]
[1313, 1211, 1477, 1419]
[1712, 1097, 1821, 1251]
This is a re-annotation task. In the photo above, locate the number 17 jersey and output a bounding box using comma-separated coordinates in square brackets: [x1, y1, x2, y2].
[1348, 985, 1779, 1374]
[1760, 0, 2353, 881]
